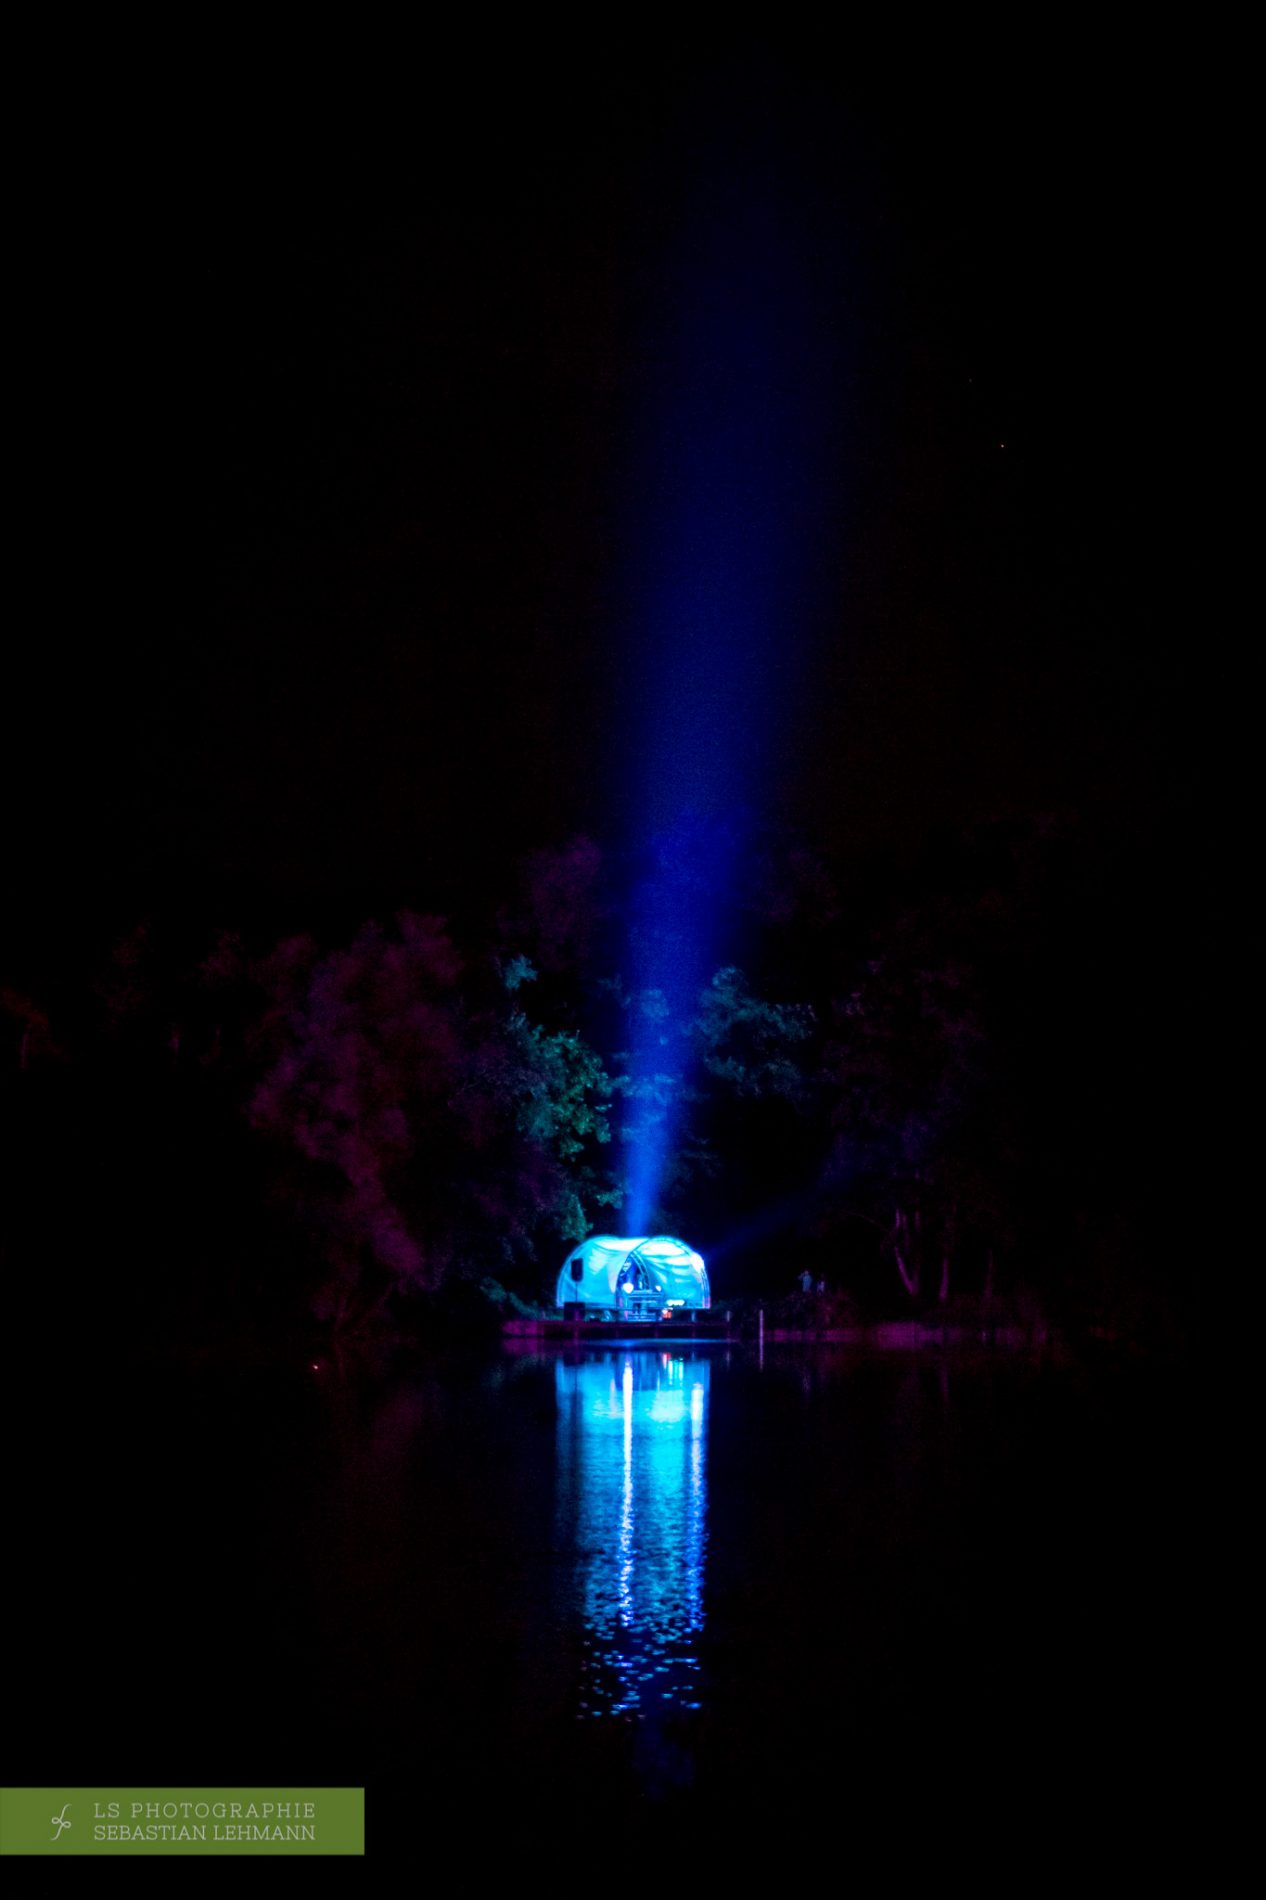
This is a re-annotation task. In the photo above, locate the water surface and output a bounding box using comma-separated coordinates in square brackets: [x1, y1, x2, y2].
[15, 1339, 1197, 1845]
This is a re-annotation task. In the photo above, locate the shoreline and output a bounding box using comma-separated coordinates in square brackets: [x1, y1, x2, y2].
[502, 1316, 1056, 1351]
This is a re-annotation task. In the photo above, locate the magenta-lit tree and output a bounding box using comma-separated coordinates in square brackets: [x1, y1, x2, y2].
[496, 835, 605, 977]
[236, 913, 618, 1327]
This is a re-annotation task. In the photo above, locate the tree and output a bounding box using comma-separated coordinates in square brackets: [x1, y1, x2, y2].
[820, 940, 994, 1305]
[692, 966, 814, 1104]
[238, 917, 618, 1324]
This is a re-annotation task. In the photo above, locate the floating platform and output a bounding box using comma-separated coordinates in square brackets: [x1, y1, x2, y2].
[505, 1317, 732, 1343]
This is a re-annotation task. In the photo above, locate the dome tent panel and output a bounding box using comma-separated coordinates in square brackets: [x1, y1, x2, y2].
[629, 1237, 709, 1310]
[556, 1235, 628, 1309]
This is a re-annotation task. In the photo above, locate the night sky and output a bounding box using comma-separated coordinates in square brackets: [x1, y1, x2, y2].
[12, 42, 1211, 964]
[2, 49, 1221, 1854]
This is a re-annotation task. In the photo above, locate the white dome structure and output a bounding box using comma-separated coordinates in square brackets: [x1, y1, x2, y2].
[556, 1235, 710, 1317]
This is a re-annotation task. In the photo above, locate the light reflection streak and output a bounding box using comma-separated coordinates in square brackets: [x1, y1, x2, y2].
[556, 1351, 710, 1720]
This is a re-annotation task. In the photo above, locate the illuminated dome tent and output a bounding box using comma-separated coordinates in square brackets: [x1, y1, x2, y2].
[557, 1235, 710, 1318]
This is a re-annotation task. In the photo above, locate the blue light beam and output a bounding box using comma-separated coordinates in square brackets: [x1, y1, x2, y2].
[618, 144, 838, 1234]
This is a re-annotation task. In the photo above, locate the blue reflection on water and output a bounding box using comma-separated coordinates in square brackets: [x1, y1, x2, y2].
[556, 1351, 709, 1720]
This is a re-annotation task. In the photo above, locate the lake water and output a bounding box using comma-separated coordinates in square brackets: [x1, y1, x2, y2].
[14, 1339, 1197, 1852]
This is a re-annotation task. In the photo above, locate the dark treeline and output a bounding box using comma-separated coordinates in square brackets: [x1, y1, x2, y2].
[2, 810, 1209, 1356]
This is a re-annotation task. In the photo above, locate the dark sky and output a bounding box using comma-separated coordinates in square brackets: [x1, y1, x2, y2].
[12, 42, 1209, 956]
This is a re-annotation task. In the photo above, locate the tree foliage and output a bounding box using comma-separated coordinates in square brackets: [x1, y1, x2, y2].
[227, 914, 619, 1321]
[0, 813, 1188, 1342]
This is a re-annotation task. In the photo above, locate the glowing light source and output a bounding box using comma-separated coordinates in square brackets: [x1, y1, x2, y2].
[556, 1234, 710, 1313]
